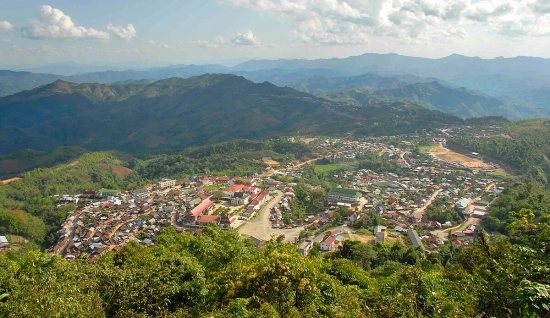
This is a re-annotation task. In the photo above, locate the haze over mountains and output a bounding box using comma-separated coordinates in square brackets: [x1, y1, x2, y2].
[1, 53, 550, 121]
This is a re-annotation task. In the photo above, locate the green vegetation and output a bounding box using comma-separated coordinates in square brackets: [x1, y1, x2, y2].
[452, 119, 550, 186]
[313, 164, 341, 173]
[0, 226, 548, 317]
[0, 146, 89, 179]
[0, 74, 352, 154]
[485, 182, 550, 251]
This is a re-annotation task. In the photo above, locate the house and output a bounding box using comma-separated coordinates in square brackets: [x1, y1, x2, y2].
[326, 229, 343, 237]
[0, 236, 9, 248]
[320, 236, 336, 251]
[198, 176, 212, 186]
[373, 225, 387, 234]
[219, 213, 236, 227]
[375, 231, 386, 243]
[81, 190, 97, 198]
[231, 192, 250, 205]
[195, 215, 220, 226]
[216, 176, 229, 184]
[347, 210, 361, 222]
[456, 198, 472, 215]
[326, 188, 361, 204]
[298, 240, 313, 256]
[409, 212, 423, 223]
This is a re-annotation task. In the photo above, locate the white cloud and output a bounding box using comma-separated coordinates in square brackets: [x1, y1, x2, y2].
[231, 30, 260, 45]
[193, 36, 226, 48]
[0, 21, 13, 31]
[20, 5, 137, 41]
[20, 5, 110, 40]
[221, 0, 550, 45]
[106, 23, 137, 41]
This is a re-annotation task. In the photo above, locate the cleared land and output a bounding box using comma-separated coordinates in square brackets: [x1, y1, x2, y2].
[429, 143, 508, 175]
[97, 164, 133, 178]
[1, 177, 22, 184]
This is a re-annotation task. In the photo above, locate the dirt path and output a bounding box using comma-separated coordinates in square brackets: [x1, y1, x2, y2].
[238, 191, 304, 242]
[1, 177, 21, 184]
[415, 189, 443, 217]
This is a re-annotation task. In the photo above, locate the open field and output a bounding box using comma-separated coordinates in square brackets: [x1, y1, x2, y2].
[353, 233, 375, 244]
[418, 145, 437, 154]
[314, 164, 342, 173]
[429, 143, 508, 175]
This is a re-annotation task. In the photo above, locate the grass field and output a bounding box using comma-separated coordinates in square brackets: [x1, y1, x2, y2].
[418, 145, 437, 154]
[314, 164, 342, 173]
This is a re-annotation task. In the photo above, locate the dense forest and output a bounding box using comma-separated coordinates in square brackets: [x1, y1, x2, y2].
[0, 225, 548, 317]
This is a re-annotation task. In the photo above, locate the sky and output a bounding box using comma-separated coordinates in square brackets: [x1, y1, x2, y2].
[2, 0, 550, 67]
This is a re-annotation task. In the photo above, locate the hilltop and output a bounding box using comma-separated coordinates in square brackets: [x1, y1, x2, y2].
[0, 74, 461, 155]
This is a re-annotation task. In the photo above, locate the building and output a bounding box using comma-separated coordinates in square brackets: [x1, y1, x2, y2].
[185, 199, 213, 222]
[298, 240, 313, 256]
[97, 188, 120, 197]
[473, 210, 488, 218]
[407, 229, 424, 249]
[0, 236, 9, 248]
[158, 178, 176, 189]
[326, 188, 361, 204]
[456, 198, 472, 215]
[320, 236, 336, 251]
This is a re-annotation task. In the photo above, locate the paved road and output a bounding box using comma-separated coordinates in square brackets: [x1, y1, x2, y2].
[238, 190, 304, 242]
[415, 189, 443, 217]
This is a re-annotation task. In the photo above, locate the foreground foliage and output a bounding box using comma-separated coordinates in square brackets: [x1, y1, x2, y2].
[0, 226, 548, 317]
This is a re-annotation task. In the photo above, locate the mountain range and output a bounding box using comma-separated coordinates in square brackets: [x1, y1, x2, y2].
[0, 74, 463, 155]
[2, 53, 550, 120]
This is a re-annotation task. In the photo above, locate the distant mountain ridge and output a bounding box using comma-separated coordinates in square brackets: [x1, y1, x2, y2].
[0, 74, 462, 154]
[2, 52, 550, 120]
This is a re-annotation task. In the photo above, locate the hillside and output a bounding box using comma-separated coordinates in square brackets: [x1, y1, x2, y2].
[321, 82, 547, 120]
[452, 119, 550, 185]
[290, 73, 405, 93]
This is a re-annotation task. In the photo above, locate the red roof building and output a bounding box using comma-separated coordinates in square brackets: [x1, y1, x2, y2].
[186, 199, 213, 220]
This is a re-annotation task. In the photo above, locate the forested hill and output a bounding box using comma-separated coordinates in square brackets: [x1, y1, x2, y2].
[318, 81, 545, 120]
[0, 74, 462, 155]
[452, 119, 550, 186]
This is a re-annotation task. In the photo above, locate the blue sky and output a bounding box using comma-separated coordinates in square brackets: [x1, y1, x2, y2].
[2, 0, 550, 67]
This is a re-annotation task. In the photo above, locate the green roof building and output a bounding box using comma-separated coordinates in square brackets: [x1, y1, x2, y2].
[327, 188, 361, 204]
[97, 188, 121, 197]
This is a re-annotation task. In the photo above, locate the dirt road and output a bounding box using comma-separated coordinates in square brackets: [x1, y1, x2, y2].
[238, 190, 304, 242]
[415, 189, 443, 217]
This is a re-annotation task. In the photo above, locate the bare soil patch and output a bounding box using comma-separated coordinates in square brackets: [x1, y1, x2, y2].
[98, 164, 132, 178]
[1, 177, 22, 184]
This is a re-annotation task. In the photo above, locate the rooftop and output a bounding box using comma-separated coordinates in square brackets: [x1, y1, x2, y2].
[329, 188, 361, 197]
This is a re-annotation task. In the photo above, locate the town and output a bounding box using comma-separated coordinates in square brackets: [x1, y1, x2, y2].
[44, 131, 505, 260]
